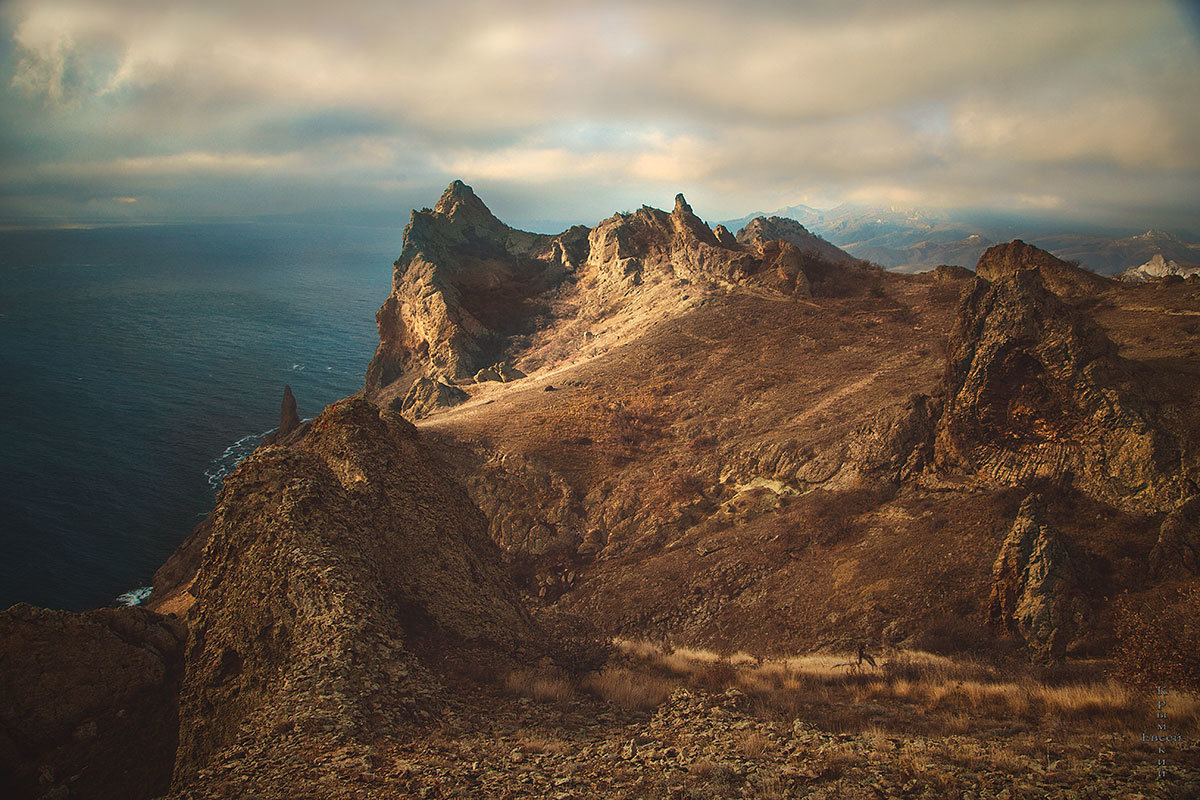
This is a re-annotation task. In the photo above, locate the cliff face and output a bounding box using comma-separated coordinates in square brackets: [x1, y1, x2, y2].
[168, 397, 541, 795]
[365, 180, 586, 395]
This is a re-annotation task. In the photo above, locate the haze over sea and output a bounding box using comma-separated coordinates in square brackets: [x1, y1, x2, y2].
[0, 223, 396, 610]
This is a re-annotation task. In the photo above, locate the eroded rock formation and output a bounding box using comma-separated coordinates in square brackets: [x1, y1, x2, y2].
[974, 239, 1109, 296]
[986, 495, 1090, 661]
[279, 384, 301, 437]
[1150, 495, 1200, 578]
[396, 376, 468, 420]
[935, 263, 1187, 511]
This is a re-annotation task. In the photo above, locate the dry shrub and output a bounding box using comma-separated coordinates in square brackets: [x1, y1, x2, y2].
[505, 668, 574, 703]
[739, 731, 772, 759]
[583, 667, 673, 711]
[911, 615, 1001, 657]
[815, 743, 860, 778]
[693, 659, 738, 692]
[536, 608, 614, 676]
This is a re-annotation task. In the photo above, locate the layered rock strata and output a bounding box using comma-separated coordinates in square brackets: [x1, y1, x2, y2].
[935, 264, 1188, 511]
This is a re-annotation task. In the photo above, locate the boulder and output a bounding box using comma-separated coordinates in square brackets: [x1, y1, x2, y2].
[396, 376, 468, 420]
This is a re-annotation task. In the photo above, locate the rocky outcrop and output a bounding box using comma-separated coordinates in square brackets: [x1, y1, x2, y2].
[974, 239, 1109, 296]
[735, 216, 856, 265]
[395, 376, 468, 420]
[843, 393, 939, 486]
[474, 361, 526, 383]
[279, 384, 301, 437]
[1120, 253, 1200, 283]
[169, 396, 542, 795]
[365, 180, 586, 395]
[934, 266, 1188, 511]
[0, 605, 186, 800]
[986, 495, 1090, 661]
[1150, 495, 1200, 578]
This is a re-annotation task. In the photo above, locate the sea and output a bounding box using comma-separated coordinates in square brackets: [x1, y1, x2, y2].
[0, 222, 398, 611]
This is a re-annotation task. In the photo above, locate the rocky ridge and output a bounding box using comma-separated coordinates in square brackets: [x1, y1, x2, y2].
[366, 182, 867, 417]
[163, 396, 544, 796]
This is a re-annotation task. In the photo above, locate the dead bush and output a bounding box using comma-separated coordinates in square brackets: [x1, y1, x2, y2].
[692, 659, 738, 692]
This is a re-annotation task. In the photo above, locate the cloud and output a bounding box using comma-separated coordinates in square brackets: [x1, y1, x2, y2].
[1, 0, 1197, 229]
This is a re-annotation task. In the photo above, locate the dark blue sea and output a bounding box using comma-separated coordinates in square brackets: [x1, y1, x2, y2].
[0, 222, 398, 611]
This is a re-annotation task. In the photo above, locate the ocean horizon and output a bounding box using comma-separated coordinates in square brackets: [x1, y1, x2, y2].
[0, 221, 398, 611]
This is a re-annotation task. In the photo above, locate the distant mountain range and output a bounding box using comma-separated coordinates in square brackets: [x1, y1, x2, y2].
[723, 204, 1200, 276]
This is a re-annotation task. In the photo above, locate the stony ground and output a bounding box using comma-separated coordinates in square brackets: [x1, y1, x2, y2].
[364, 682, 1198, 800]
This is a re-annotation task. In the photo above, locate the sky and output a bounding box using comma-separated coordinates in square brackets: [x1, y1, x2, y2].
[1, 0, 1198, 233]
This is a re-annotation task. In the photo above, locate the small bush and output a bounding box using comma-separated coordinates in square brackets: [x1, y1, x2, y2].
[693, 659, 738, 692]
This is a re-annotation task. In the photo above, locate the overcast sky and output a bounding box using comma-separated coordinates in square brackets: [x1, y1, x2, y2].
[1, 0, 1198, 232]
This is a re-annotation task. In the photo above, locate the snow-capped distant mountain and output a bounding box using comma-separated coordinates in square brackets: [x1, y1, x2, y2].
[1119, 253, 1200, 282]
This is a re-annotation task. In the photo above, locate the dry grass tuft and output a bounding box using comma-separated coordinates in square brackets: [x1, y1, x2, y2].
[608, 638, 1195, 738]
[504, 668, 573, 703]
[583, 667, 673, 711]
[739, 731, 773, 759]
[518, 736, 571, 755]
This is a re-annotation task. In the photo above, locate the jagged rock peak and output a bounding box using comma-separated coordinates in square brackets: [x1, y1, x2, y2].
[736, 216, 857, 265]
[673, 193, 694, 216]
[432, 179, 501, 225]
[713, 224, 737, 247]
[279, 384, 300, 437]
